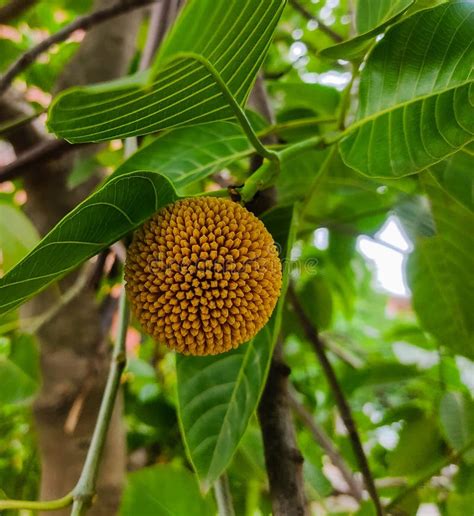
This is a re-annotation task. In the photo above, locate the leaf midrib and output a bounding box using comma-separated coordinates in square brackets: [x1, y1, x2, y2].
[343, 79, 473, 136]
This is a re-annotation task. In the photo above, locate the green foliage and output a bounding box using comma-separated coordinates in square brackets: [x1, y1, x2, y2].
[0, 202, 39, 274]
[47, 0, 286, 142]
[0, 334, 39, 405]
[339, 1, 474, 177]
[320, 0, 414, 60]
[1, 0, 474, 513]
[119, 464, 216, 516]
[408, 176, 474, 359]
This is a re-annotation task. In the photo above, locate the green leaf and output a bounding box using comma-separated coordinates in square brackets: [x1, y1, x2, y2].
[119, 464, 216, 516]
[298, 276, 333, 330]
[0, 335, 39, 405]
[431, 149, 474, 212]
[0, 173, 177, 315]
[114, 122, 251, 194]
[440, 392, 474, 463]
[339, 1, 474, 178]
[47, 0, 286, 142]
[320, 0, 414, 60]
[408, 176, 474, 359]
[389, 415, 444, 475]
[176, 205, 296, 490]
[0, 202, 39, 275]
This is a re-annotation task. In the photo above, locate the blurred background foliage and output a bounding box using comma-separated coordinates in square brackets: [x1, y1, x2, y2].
[0, 0, 473, 515]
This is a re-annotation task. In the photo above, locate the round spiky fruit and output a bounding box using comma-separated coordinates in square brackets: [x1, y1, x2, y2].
[124, 197, 282, 356]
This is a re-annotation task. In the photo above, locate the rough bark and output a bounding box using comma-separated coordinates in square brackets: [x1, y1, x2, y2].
[257, 342, 307, 516]
[1, 1, 144, 514]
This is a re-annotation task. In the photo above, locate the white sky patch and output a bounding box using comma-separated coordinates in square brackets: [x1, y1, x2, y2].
[301, 70, 352, 90]
[314, 227, 329, 250]
[357, 216, 412, 297]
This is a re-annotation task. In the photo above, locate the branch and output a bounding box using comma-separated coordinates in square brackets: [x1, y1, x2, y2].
[0, 0, 160, 96]
[71, 288, 129, 515]
[0, 0, 38, 24]
[288, 284, 384, 516]
[0, 139, 89, 183]
[288, 0, 343, 43]
[214, 474, 236, 516]
[257, 341, 308, 516]
[288, 387, 363, 501]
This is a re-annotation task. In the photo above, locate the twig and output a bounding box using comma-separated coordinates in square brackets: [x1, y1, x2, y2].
[0, 0, 38, 24]
[0, 492, 73, 512]
[214, 474, 236, 516]
[70, 288, 129, 516]
[288, 0, 343, 43]
[288, 284, 384, 516]
[385, 439, 474, 514]
[0, 108, 45, 136]
[0, 0, 160, 96]
[0, 138, 89, 183]
[288, 387, 363, 501]
[257, 341, 308, 515]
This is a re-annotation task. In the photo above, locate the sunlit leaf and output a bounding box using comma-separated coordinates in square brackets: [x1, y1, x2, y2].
[0, 335, 39, 405]
[320, 0, 414, 60]
[339, 1, 474, 177]
[48, 0, 286, 142]
[0, 202, 39, 275]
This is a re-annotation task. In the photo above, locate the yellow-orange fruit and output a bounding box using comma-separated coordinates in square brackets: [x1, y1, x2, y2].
[124, 197, 282, 356]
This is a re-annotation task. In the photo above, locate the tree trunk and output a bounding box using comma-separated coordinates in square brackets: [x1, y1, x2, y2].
[2, 1, 144, 514]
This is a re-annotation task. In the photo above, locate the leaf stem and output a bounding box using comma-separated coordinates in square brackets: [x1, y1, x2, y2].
[70, 289, 129, 516]
[0, 493, 73, 512]
[214, 474, 236, 516]
[171, 52, 279, 164]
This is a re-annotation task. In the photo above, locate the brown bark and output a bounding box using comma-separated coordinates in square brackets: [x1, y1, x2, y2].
[1, 1, 144, 514]
[257, 342, 307, 516]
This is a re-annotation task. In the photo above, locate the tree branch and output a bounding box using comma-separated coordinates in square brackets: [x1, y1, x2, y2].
[0, 0, 38, 24]
[258, 341, 308, 516]
[70, 289, 129, 516]
[0, 139, 89, 183]
[288, 386, 363, 501]
[288, 284, 384, 516]
[288, 0, 343, 43]
[0, 0, 160, 96]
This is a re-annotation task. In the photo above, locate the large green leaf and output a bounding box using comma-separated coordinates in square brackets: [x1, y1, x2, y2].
[176, 205, 296, 490]
[0, 173, 177, 315]
[119, 464, 216, 516]
[114, 122, 251, 194]
[320, 0, 414, 60]
[339, 1, 474, 178]
[408, 176, 474, 359]
[440, 392, 474, 464]
[47, 0, 286, 142]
